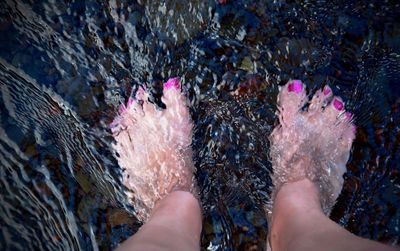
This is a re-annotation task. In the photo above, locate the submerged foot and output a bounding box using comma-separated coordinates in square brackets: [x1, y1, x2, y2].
[110, 78, 197, 222]
[268, 80, 356, 215]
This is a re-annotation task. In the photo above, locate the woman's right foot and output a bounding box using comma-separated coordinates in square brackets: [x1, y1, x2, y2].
[110, 78, 197, 222]
[268, 80, 356, 215]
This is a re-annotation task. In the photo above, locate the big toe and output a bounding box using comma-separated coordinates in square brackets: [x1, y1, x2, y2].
[277, 80, 307, 126]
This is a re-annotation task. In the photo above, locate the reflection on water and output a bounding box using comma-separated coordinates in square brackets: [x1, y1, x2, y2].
[0, 0, 399, 250]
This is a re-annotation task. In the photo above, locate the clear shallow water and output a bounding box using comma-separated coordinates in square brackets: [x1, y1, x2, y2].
[0, 0, 399, 250]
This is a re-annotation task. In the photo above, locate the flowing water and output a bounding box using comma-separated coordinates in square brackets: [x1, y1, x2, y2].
[0, 0, 399, 250]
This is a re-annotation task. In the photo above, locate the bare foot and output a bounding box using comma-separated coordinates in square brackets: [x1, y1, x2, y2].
[268, 80, 356, 215]
[110, 78, 197, 222]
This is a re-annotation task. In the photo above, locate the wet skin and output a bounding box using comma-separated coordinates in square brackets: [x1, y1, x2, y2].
[112, 78, 398, 251]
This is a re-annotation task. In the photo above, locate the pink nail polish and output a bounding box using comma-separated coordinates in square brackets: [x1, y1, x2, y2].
[288, 80, 303, 94]
[333, 98, 344, 111]
[323, 86, 331, 96]
[164, 77, 180, 90]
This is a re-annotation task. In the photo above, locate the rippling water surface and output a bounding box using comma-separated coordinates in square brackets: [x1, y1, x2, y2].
[0, 0, 399, 250]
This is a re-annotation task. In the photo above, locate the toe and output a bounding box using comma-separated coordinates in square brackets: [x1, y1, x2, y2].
[338, 112, 356, 151]
[140, 89, 159, 117]
[161, 77, 182, 106]
[323, 96, 357, 144]
[135, 86, 146, 100]
[125, 86, 146, 116]
[340, 125, 356, 152]
[161, 78, 189, 118]
[110, 86, 151, 135]
[276, 80, 307, 126]
[161, 77, 193, 141]
[323, 96, 346, 124]
[126, 97, 143, 116]
[309, 85, 333, 113]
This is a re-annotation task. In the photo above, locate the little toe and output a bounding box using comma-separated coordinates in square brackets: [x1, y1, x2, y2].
[276, 80, 307, 125]
[338, 113, 356, 150]
[340, 125, 356, 152]
[338, 111, 356, 128]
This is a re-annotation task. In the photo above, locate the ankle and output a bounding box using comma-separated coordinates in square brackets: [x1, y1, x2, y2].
[270, 179, 323, 250]
[275, 179, 322, 211]
[151, 191, 201, 219]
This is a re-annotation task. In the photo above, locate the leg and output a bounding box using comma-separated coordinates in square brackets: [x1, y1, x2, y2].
[268, 80, 398, 251]
[116, 191, 201, 251]
[271, 179, 398, 251]
[110, 78, 200, 251]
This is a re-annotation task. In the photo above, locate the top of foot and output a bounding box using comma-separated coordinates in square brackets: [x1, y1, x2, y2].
[268, 80, 356, 215]
[110, 78, 197, 222]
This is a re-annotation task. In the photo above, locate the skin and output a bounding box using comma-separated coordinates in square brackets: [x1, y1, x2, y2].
[268, 81, 398, 251]
[270, 179, 398, 251]
[116, 191, 202, 251]
[111, 78, 201, 251]
[118, 180, 398, 251]
[113, 79, 398, 251]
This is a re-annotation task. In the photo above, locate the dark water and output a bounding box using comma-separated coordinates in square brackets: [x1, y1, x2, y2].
[0, 0, 399, 250]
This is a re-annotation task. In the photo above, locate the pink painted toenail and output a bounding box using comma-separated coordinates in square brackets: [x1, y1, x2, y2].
[287, 80, 303, 94]
[333, 98, 344, 111]
[164, 77, 180, 90]
[323, 86, 331, 96]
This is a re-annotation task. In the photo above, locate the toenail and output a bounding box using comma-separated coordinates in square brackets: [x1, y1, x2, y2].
[323, 86, 331, 96]
[333, 98, 344, 111]
[288, 80, 303, 93]
[164, 77, 180, 90]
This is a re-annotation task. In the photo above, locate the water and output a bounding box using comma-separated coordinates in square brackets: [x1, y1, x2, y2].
[0, 0, 399, 250]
